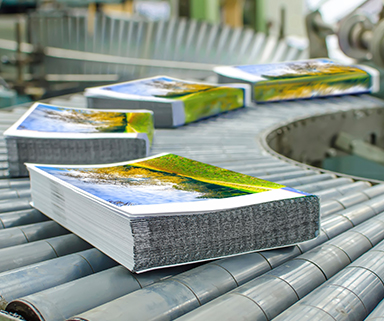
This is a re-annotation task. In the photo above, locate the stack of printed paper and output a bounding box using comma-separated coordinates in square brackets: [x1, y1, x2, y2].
[85, 76, 251, 127]
[214, 58, 379, 103]
[4, 103, 154, 177]
[27, 153, 320, 273]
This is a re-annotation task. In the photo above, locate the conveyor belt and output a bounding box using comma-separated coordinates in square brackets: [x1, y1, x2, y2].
[1, 93, 384, 321]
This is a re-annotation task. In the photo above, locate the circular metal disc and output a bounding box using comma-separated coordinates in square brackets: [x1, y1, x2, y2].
[338, 14, 373, 60]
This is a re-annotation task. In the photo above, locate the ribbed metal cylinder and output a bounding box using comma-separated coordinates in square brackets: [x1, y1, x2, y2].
[173, 212, 384, 321]
[366, 298, 384, 320]
[273, 240, 384, 320]
[65, 205, 384, 321]
[0, 234, 91, 273]
[0, 209, 49, 229]
[0, 221, 69, 249]
[5, 265, 192, 321]
[0, 248, 117, 310]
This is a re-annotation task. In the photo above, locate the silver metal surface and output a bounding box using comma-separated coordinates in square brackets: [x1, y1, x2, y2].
[275, 239, 384, 320]
[295, 244, 351, 279]
[366, 298, 384, 320]
[0, 248, 117, 310]
[1, 93, 384, 320]
[0, 234, 90, 273]
[0, 209, 49, 229]
[0, 221, 68, 249]
[5, 265, 192, 321]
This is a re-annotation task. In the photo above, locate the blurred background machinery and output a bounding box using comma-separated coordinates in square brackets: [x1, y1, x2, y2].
[1, 0, 384, 103]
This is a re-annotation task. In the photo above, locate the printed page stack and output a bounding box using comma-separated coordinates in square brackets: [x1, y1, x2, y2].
[85, 76, 251, 127]
[214, 58, 379, 102]
[4, 103, 154, 177]
[27, 153, 320, 273]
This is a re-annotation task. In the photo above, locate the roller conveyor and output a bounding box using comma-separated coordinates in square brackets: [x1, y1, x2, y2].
[0, 93, 384, 320]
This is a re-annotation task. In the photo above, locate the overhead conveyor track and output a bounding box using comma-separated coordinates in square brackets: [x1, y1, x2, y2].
[1, 93, 384, 321]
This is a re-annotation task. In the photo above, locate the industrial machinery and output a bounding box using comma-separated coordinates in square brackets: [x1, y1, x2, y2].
[2, 1, 384, 320]
[0, 7, 307, 102]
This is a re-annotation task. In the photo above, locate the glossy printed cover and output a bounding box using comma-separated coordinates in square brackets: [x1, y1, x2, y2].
[85, 76, 248, 124]
[214, 58, 379, 102]
[4, 103, 154, 145]
[28, 153, 314, 216]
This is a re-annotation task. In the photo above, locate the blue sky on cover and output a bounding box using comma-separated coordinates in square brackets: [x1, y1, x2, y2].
[103, 76, 184, 97]
[18, 104, 105, 133]
[235, 59, 334, 77]
[37, 165, 223, 207]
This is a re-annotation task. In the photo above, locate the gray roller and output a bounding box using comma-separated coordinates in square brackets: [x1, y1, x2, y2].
[278, 173, 336, 187]
[0, 234, 91, 273]
[363, 184, 384, 199]
[336, 192, 370, 208]
[274, 240, 384, 320]
[0, 248, 117, 310]
[315, 181, 371, 202]
[0, 221, 68, 249]
[0, 198, 32, 213]
[296, 177, 354, 193]
[0, 190, 21, 201]
[242, 164, 300, 176]
[173, 213, 384, 321]
[321, 214, 354, 239]
[68, 279, 200, 321]
[337, 181, 371, 194]
[4, 265, 193, 321]
[258, 246, 302, 268]
[66, 207, 384, 321]
[257, 169, 317, 182]
[0, 179, 29, 190]
[320, 200, 345, 216]
[366, 298, 384, 320]
[0, 209, 49, 229]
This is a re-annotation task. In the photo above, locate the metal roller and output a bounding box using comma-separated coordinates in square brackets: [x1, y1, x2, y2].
[363, 184, 384, 198]
[278, 173, 336, 188]
[66, 202, 384, 321]
[316, 181, 371, 202]
[3, 265, 195, 321]
[338, 14, 374, 60]
[274, 240, 384, 320]
[0, 199, 32, 214]
[0, 221, 68, 249]
[0, 248, 117, 310]
[0, 234, 91, 273]
[366, 298, 384, 320]
[173, 214, 384, 321]
[0, 209, 49, 229]
[295, 178, 354, 193]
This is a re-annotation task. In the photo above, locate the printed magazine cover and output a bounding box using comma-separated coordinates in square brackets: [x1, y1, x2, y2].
[5, 103, 154, 144]
[30, 153, 316, 215]
[86, 76, 249, 125]
[214, 58, 379, 102]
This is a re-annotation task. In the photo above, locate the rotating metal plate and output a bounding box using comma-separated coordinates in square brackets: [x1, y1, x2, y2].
[338, 14, 373, 60]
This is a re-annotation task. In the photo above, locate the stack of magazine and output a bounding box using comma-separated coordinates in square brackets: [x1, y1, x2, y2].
[214, 58, 379, 102]
[85, 76, 251, 127]
[27, 153, 320, 273]
[4, 103, 154, 177]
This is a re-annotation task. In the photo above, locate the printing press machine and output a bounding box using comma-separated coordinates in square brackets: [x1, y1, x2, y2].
[3, 2, 384, 321]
